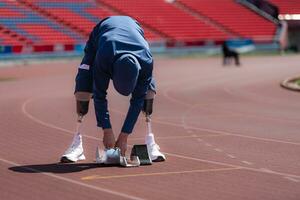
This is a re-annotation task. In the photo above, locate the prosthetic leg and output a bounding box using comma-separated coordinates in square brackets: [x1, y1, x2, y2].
[60, 115, 85, 163]
[144, 115, 166, 162]
[60, 92, 91, 163]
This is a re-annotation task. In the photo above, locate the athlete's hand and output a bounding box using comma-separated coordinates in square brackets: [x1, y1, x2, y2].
[103, 129, 116, 149]
[115, 132, 128, 156]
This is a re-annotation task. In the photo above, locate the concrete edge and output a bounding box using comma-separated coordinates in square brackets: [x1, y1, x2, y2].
[280, 76, 300, 92]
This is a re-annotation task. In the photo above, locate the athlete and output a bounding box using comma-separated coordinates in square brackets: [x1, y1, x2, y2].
[60, 16, 165, 163]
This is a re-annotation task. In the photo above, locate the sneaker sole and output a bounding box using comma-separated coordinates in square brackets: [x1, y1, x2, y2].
[152, 156, 166, 162]
[60, 156, 75, 163]
[60, 154, 85, 163]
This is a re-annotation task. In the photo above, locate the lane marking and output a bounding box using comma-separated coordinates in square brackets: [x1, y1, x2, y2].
[284, 177, 300, 183]
[214, 148, 223, 152]
[163, 152, 240, 168]
[260, 168, 274, 173]
[22, 98, 215, 142]
[0, 158, 145, 200]
[81, 167, 241, 181]
[130, 135, 202, 141]
[22, 97, 300, 180]
[226, 154, 236, 159]
[158, 89, 300, 146]
[164, 152, 300, 179]
[22, 97, 99, 140]
[242, 161, 253, 166]
[223, 87, 300, 124]
[205, 143, 212, 147]
[130, 134, 223, 141]
[157, 119, 300, 146]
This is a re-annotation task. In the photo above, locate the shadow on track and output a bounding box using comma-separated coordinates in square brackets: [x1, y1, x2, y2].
[9, 163, 120, 174]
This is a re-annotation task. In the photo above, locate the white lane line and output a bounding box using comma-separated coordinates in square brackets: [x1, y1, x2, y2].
[226, 154, 236, 159]
[284, 177, 300, 183]
[223, 87, 300, 124]
[144, 92, 300, 146]
[82, 167, 242, 181]
[111, 107, 300, 146]
[214, 148, 223, 152]
[205, 143, 212, 147]
[22, 97, 300, 180]
[260, 168, 275, 173]
[164, 152, 300, 179]
[197, 138, 203, 142]
[22, 98, 198, 142]
[242, 161, 253, 166]
[0, 158, 145, 200]
[22, 97, 99, 140]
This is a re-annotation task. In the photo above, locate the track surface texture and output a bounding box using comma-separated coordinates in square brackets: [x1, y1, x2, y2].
[0, 55, 300, 200]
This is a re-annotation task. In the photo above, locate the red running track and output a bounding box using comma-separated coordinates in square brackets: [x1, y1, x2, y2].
[0, 55, 300, 200]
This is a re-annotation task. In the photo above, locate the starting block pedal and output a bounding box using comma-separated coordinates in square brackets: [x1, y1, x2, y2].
[130, 144, 152, 165]
[95, 147, 140, 167]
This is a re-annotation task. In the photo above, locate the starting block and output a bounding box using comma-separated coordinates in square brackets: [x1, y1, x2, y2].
[95, 145, 152, 167]
[130, 144, 152, 165]
[95, 147, 141, 167]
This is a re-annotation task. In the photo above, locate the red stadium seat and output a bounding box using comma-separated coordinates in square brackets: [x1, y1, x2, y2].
[19, 24, 75, 45]
[99, 0, 229, 42]
[178, 0, 277, 42]
[0, 0, 278, 49]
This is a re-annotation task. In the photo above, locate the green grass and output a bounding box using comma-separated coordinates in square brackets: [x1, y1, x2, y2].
[295, 79, 300, 86]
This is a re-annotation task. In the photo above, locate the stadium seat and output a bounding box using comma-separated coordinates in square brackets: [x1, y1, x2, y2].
[178, 0, 277, 42]
[99, 0, 229, 42]
[0, 0, 279, 49]
[0, 0, 83, 45]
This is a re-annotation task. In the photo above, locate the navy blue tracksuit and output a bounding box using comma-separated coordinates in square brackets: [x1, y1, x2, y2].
[75, 16, 155, 134]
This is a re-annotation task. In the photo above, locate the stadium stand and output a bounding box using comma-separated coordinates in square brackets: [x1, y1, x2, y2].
[178, 0, 277, 42]
[0, 22, 32, 45]
[0, 0, 83, 46]
[85, 7, 162, 41]
[0, 0, 280, 54]
[268, 0, 300, 15]
[20, 0, 97, 36]
[0, 29, 27, 46]
[98, 0, 229, 43]
[20, 0, 162, 41]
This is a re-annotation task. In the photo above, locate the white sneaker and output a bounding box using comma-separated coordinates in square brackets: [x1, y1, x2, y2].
[60, 133, 86, 163]
[145, 133, 166, 162]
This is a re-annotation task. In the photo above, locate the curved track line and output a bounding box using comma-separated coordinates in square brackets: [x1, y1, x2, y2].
[222, 86, 300, 123]
[0, 158, 145, 200]
[22, 97, 300, 180]
[160, 89, 300, 146]
[22, 97, 100, 140]
[81, 167, 241, 180]
[23, 85, 300, 146]
[22, 97, 209, 142]
[22, 96, 300, 147]
[164, 152, 300, 179]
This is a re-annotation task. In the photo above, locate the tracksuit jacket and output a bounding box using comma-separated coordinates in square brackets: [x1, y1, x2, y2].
[75, 16, 155, 134]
